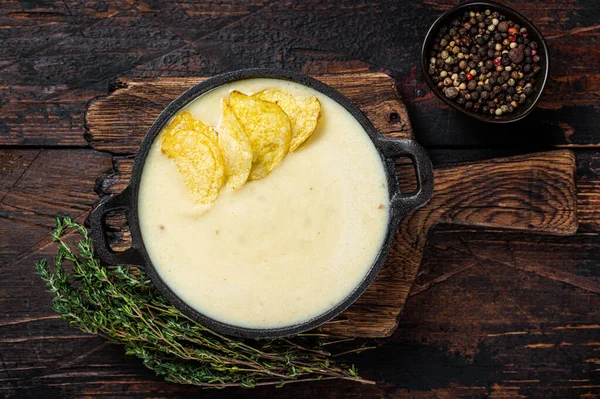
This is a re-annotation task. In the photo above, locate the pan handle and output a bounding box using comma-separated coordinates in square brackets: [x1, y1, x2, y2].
[89, 186, 145, 267]
[378, 137, 434, 214]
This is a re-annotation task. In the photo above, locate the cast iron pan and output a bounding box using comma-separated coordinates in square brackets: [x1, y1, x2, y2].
[89, 68, 434, 339]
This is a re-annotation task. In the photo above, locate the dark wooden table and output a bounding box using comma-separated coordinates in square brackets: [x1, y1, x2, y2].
[1, 1, 599, 398]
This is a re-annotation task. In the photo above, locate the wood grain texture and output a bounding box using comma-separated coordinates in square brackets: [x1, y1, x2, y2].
[0, 149, 113, 265]
[87, 74, 578, 338]
[1, 0, 599, 397]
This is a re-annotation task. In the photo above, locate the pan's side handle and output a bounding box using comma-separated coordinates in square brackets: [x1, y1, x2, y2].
[378, 137, 434, 213]
[89, 186, 145, 267]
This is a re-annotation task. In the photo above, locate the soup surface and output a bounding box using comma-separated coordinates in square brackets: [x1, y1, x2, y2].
[138, 78, 390, 329]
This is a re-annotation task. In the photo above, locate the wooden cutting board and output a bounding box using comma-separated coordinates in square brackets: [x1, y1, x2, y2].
[86, 73, 578, 338]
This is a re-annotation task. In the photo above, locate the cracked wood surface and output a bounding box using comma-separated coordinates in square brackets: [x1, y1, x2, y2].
[1, 0, 599, 398]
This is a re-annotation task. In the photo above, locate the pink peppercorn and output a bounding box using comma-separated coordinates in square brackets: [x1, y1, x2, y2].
[467, 74, 474, 81]
[493, 57, 501, 66]
[508, 35, 517, 42]
[531, 50, 537, 56]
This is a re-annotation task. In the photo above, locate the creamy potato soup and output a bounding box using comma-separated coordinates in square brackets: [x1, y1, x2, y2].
[138, 78, 389, 329]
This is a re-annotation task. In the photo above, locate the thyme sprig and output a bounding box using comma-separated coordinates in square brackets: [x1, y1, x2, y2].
[36, 217, 373, 388]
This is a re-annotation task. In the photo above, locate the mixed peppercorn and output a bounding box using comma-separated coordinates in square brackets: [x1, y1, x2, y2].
[427, 9, 542, 116]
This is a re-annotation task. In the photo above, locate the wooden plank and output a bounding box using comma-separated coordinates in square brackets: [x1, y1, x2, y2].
[2, 0, 598, 149]
[85, 73, 413, 154]
[0, 86, 103, 147]
[1, 231, 597, 398]
[0, 149, 114, 265]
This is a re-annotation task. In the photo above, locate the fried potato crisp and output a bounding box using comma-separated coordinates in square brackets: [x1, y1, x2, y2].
[161, 118, 225, 205]
[164, 111, 218, 144]
[228, 91, 292, 180]
[253, 89, 321, 151]
[218, 101, 253, 190]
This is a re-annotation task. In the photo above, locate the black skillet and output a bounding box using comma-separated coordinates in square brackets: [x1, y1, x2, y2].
[89, 68, 434, 339]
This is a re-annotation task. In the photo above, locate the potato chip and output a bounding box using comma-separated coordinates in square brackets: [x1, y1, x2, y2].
[161, 120, 225, 205]
[164, 111, 219, 144]
[253, 89, 321, 151]
[229, 91, 292, 180]
[218, 101, 253, 190]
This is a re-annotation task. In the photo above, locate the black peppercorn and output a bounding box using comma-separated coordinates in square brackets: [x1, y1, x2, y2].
[509, 48, 524, 63]
[445, 87, 460, 98]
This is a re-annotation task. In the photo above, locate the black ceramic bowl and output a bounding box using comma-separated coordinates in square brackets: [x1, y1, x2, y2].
[89, 69, 434, 339]
[421, 1, 549, 123]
